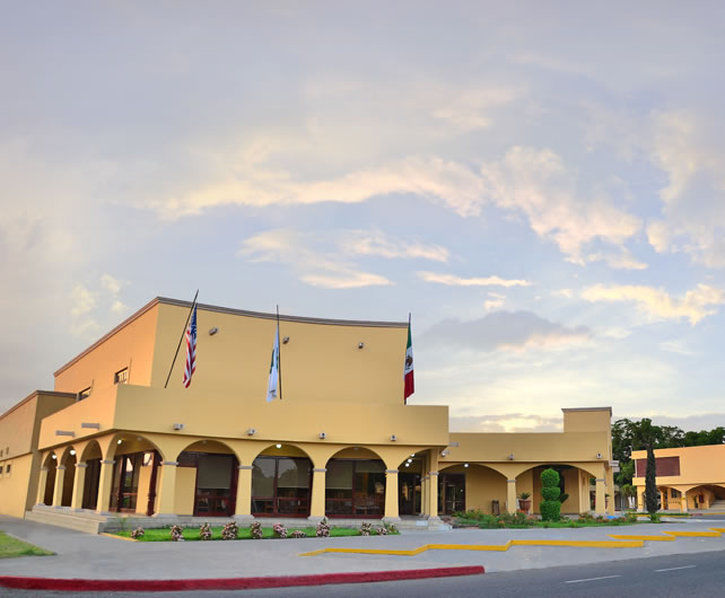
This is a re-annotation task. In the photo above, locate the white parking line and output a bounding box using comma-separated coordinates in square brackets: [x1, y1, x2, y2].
[654, 565, 696, 572]
[564, 575, 622, 584]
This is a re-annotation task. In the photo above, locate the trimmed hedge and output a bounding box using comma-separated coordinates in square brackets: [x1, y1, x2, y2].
[540, 468, 561, 521]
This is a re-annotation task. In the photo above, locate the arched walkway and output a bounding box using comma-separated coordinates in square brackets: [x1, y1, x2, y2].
[107, 434, 165, 515]
[59, 448, 77, 507]
[437, 463, 508, 515]
[397, 454, 424, 516]
[80, 440, 102, 510]
[516, 464, 594, 515]
[251, 443, 313, 518]
[176, 440, 239, 517]
[41, 453, 57, 505]
[325, 447, 386, 518]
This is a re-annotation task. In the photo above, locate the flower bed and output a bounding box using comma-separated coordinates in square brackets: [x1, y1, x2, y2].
[113, 520, 398, 542]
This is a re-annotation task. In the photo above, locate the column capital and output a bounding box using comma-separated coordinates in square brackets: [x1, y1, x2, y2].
[101, 459, 115, 465]
[313, 468, 327, 473]
[75, 462, 88, 469]
[385, 469, 399, 474]
[238, 465, 253, 470]
[595, 478, 606, 483]
[507, 478, 516, 483]
[428, 471, 439, 476]
[56, 465, 66, 471]
[161, 461, 179, 467]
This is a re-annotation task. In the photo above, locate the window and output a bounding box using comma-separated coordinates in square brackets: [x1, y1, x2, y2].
[114, 368, 129, 385]
[5, 464, 10, 474]
[78, 387, 91, 401]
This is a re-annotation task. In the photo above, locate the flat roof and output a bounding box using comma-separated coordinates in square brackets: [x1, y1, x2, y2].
[561, 407, 612, 414]
[0, 390, 76, 420]
[54, 297, 408, 377]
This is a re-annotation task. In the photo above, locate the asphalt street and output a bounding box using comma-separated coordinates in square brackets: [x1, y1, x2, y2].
[2, 548, 724, 598]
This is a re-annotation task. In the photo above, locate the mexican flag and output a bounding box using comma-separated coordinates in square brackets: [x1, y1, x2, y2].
[404, 319, 414, 403]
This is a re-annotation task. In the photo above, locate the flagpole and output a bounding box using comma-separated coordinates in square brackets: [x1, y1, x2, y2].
[276, 304, 283, 400]
[164, 290, 199, 389]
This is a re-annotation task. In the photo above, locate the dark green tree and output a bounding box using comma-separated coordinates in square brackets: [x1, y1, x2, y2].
[540, 468, 561, 521]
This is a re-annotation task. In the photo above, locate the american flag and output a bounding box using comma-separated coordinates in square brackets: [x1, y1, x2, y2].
[182, 304, 197, 388]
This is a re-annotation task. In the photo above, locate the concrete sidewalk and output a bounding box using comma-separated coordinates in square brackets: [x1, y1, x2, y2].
[2, 515, 725, 581]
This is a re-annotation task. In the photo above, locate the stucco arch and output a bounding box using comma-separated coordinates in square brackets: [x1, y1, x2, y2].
[176, 439, 237, 461]
[79, 439, 103, 463]
[252, 442, 314, 463]
[105, 432, 166, 462]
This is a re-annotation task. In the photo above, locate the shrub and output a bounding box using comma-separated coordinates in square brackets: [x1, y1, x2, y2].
[249, 521, 263, 539]
[199, 523, 212, 541]
[130, 527, 145, 540]
[272, 523, 288, 539]
[376, 526, 389, 535]
[360, 522, 372, 536]
[649, 512, 662, 523]
[169, 525, 183, 541]
[540, 468, 561, 521]
[222, 521, 239, 540]
[316, 517, 330, 537]
[290, 530, 306, 538]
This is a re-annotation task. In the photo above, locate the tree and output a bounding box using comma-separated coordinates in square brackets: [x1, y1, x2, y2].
[540, 468, 561, 521]
[630, 418, 659, 514]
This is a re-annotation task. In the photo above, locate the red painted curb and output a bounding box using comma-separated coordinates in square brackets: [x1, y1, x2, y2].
[0, 566, 484, 592]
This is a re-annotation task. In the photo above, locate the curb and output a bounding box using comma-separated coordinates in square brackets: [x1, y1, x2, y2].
[0, 566, 485, 592]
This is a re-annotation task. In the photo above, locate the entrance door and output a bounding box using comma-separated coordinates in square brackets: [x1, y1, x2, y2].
[398, 472, 421, 515]
[438, 473, 465, 514]
[111, 453, 142, 512]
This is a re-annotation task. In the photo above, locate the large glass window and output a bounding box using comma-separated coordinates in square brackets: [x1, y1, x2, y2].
[325, 459, 385, 517]
[252, 456, 311, 517]
[110, 453, 142, 512]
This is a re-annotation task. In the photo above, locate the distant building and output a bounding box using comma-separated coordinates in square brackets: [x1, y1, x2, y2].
[632, 445, 725, 512]
[0, 297, 616, 532]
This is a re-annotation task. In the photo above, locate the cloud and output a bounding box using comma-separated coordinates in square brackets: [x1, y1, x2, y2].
[581, 283, 725, 325]
[646, 109, 725, 267]
[586, 249, 647, 270]
[68, 275, 131, 337]
[343, 230, 449, 262]
[239, 229, 392, 289]
[449, 413, 563, 433]
[155, 145, 640, 267]
[432, 87, 523, 131]
[480, 146, 641, 264]
[418, 271, 531, 287]
[422, 311, 591, 353]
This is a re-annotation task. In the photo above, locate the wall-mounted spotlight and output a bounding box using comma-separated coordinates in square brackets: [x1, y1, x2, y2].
[283, 337, 290, 344]
[358, 342, 365, 349]
[596, 452, 603, 459]
[209, 327, 219, 336]
[464, 463, 469, 468]
[172, 423, 184, 431]
[275, 443, 282, 449]
[390, 434, 397, 442]
[69, 449, 76, 456]
[51, 454, 57, 460]
[117, 439, 123, 445]
[318, 432, 327, 440]
[507, 453, 515, 460]
[246, 428, 256, 436]
[440, 449, 449, 457]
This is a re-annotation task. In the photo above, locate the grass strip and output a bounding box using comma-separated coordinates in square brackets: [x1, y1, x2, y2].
[0, 531, 54, 558]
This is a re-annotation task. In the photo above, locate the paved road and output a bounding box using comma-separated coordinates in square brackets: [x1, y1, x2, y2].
[2, 548, 723, 597]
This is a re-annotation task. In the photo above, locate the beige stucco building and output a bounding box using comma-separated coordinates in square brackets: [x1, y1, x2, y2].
[0, 297, 616, 532]
[632, 445, 725, 512]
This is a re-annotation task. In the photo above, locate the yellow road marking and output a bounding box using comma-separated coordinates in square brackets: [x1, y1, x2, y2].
[300, 527, 725, 558]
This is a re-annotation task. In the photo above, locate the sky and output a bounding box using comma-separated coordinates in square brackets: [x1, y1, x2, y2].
[1, 1, 724, 432]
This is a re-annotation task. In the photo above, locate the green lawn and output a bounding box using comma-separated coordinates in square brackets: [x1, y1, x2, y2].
[0, 531, 53, 558]
[114, 525, 389, 542]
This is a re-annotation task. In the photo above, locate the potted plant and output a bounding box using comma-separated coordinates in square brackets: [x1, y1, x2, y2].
[518, 492, 532, 513]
